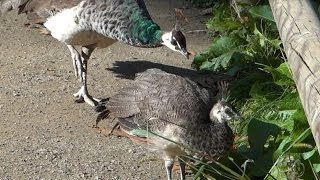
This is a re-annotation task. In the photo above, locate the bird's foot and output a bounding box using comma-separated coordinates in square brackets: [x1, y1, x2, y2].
[73, 87, 109, 112]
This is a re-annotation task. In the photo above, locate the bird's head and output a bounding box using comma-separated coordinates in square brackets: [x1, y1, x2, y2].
[161, 29, 190, 59]
[209, 81, 242, 123]
[209, 100, 241, 123]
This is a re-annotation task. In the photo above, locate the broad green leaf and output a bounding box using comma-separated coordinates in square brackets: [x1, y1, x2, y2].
[314, 164, 320, 173]
[278, 110, 296, 121]
[249, 81, 281, 100]
[265, 63, 294, 86]
[247, 118, 281, 157]
[249, 5, 275, 22]
[275, 63, 293, 80]
[253, 24, 282, 49]
[302, 146, 318, 160]
[250, 150, 274, 176]
[277, 92, 302, 110]
[280, 113, 295, 131]
[192, 53, 211, 69]
[274, 137, 292, 159]
[209, 36, 243, 56]
[199, 51, 239, 71]
[207, 17, 242, 33]
[269, 39, 282, 49]
[206, 2, 242, 32]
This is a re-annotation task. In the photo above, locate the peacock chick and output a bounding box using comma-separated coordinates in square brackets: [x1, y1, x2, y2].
[96, 68, 241, 180]
[0, 0, 190, 110]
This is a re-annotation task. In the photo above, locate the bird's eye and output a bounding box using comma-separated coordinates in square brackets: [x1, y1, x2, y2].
[171, 39, 177, 46]
[217, 110, 221, 113]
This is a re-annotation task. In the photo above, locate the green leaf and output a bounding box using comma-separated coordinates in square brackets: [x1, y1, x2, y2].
[253, 24, 282, 49]
[209, 36, 239, 56]
[265, 63, 294, 86]
[313, 163, 320, 173]
[206, 2, 243, 33]
[246, 118, 281, 157]
[302, 147, 318, 160]
[253, 25, 266, 47]
[269, 166, 289, 180]
[207, 17, 243, 33]
[192, 53, 211, 69]
[274, 137, 292, 159]
[249, 5, 275, 22]
[269, 39, 282, 49]
[249, 81, 281, 99]
[199, 51, 239, 71]
[275, 63, 293, 80]
[226, 63, 249, 76]
[250, 149, 274, 176]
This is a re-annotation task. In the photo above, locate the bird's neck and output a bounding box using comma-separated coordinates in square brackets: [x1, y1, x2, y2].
[129, 14, 163, 47]
[184, 123, 234, 158]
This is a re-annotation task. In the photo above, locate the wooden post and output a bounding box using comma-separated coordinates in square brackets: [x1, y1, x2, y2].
[269, 0, 320, 153]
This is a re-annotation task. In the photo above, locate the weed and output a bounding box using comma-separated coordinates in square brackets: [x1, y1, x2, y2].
[191, 0, 320, 179]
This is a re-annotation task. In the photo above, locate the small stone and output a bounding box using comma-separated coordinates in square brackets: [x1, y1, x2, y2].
[13, 92, 20, 96]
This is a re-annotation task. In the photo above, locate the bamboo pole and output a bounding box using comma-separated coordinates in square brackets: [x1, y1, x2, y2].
[269, 0, 320, 153]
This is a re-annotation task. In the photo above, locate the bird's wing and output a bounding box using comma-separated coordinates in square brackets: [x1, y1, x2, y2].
[1, 0, 161, 46]
[107, 69, 211, 131]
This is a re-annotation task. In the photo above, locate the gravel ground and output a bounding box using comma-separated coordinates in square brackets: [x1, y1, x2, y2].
[0, 1, 211, 179]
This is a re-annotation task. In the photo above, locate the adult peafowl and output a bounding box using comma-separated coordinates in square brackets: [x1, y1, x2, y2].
[0, 0, 190, 110]
[96, 69, 241, 180]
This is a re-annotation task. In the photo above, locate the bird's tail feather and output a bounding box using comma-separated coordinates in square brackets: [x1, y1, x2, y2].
[118, 117, 140, 133]
[96, 110, 110, 127]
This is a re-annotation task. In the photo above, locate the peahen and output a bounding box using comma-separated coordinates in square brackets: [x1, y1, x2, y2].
[0, 0, 190, 110]
[96, 68, 241, 180]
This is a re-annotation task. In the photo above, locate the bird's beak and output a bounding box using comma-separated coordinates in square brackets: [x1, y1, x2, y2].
[234, 113, 243, 121]
[180, 48, 190, 59]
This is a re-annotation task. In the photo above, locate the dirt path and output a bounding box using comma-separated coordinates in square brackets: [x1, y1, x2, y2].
[0, 1, 211, 179]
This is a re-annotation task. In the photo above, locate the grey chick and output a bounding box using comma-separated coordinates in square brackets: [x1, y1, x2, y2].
[0, 0, 189, 110]
[96, 68, 241, 180]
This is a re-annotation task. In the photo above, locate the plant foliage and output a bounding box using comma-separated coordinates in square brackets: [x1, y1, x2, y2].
[191, 1, 320, 179]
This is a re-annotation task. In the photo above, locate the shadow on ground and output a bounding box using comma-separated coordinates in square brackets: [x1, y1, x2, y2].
[106, 60, 201, 80]
[107, 60, 232, 87]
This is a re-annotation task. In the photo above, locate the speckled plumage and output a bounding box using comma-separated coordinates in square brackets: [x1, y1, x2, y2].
[51, 0, 163, 47]
[1, 0, 189, 110]
[97, 69, 239, 179]
[99, 68, 236, 159]
[1, 0, 163, 47]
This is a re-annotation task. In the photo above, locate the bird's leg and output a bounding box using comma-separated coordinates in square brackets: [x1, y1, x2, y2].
[165, 160, 174, 180]
[67, 44, 107, 111]
[67, 45, 83, 82]
[178, 158, 186, 180]
[72, 45, 102, 107]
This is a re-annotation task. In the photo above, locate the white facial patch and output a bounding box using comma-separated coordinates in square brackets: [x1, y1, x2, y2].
[161, 32, 178, 52]
[210, 109, 223, 123]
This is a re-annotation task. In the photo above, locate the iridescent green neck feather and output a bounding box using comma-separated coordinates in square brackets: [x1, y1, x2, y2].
[130, 10, 163, 47]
